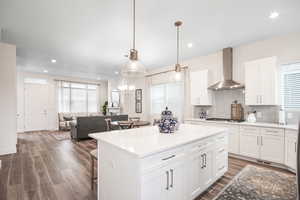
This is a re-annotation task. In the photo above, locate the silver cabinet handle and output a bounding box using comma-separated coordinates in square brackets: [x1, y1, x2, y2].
[162, 155, 175, 161]
[295, 142, 297, 153]
[257, 136, 259, 145]
[204, 153, 207, 168]
[170, 169, 174, 188]
[166, 171, 169, 190]
[201, 154, 204, 169]
[261, 136, 263, 146]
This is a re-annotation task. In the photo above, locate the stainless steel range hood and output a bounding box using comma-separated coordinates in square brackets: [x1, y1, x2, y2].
[208, 47, 244, 90]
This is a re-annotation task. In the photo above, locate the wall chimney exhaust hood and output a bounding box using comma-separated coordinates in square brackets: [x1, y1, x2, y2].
[208, 47, 244, 91]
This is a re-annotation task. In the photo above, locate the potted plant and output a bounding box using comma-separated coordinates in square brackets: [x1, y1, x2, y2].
[102, 101, 108, 116]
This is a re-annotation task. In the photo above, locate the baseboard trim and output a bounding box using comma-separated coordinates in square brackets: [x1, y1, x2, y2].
[0, 145, 17, 156]
[229, 153, 296, 174]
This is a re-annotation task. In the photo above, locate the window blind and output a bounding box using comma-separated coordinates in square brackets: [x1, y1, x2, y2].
[282, 63, 300, 109]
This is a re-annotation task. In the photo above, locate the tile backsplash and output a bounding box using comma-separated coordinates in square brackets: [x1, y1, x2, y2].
[193, 89, 298, 125]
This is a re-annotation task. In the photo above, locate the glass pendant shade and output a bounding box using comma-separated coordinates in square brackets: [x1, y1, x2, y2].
[121, 59, 145, 78]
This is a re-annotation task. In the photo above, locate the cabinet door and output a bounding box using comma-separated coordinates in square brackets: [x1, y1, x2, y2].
[260, 134, 284, 163]
[245, 60, 260, 105]
[227, 125, 240, 154]
[259, 57, 278, 105]
[186, 151, 203, 200]
[285, 136, 297, 170]
[167, 160, 185, 200]
[200, 147, 215, 190]
[190, 70, 211, 105]
[141, 167, 169, 200]
[240, 133, 260, 159]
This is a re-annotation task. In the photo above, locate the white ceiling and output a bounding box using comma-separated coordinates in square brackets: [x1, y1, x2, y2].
[1, 0, 300, 80]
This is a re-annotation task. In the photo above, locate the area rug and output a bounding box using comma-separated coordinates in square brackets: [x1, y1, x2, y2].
[213, 165, 297, 200]
[51, 131, 71, 141]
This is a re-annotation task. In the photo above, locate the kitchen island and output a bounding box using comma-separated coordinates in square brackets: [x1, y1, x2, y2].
[89, 124, 228, 200]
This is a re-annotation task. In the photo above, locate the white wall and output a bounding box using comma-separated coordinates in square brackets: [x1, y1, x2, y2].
[108, 77, 148, 120]
[17, 71, 108, 132]
[0, 43, 17, 155]
[146, 32, 300, 120]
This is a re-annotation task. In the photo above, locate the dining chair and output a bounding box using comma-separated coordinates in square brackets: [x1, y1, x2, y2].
[104, 118, 112, 131]
[118, 121, 134, 129]
[90, 149, 98, 190]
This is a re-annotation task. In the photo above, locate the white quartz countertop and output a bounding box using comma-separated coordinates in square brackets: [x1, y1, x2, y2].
[185, 118, 298, 130]
[89, 124, 227, 158]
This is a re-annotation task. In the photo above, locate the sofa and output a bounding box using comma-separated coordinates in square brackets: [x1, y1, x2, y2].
[70, 115, 128, 141]
[58, 112, 102, 130]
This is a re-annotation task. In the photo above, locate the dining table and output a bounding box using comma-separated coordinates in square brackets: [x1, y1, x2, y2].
[111, 120, 151, 129]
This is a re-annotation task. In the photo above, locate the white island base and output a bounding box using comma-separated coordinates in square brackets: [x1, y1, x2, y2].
[89, 124, 228, 200]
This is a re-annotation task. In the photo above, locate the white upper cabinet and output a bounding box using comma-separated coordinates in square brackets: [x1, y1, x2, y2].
[190, 69, 212, 105]
[244, 57, 278, 105]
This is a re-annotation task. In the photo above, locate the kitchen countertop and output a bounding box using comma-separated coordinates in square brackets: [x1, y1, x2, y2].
[89, 124, 227, 158]
[185, 118, 298, 130]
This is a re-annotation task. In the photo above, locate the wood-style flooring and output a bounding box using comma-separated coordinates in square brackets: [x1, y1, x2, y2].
[0, 131, 295, 200]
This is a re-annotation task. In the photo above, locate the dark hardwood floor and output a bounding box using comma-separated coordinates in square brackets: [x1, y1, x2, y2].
[0, 131, 295, 200]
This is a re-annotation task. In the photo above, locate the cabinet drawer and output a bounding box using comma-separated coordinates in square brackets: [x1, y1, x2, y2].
[216, 134, 228, 149]
[261, 127, 284, 137]
[141, 147, 185, 172]
[240, 126, 260, 134]
[188, 138, 215, 153]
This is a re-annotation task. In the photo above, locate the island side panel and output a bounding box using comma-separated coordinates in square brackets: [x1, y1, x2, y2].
[98, 141, 141, 200]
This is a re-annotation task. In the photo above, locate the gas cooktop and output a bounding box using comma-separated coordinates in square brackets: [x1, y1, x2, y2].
[206, 118, 245, 123]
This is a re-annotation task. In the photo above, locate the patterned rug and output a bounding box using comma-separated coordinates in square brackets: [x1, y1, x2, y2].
[51, 131, 71, 141]
[214, 165, 297, 200]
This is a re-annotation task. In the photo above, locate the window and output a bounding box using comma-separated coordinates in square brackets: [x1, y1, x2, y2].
[58, 81, 99, 113]
[150, 82, 184, 119]
[281, 63, 300, 110]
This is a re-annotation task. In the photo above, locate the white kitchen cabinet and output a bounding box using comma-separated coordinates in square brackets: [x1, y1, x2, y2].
[245, 57, 278, 105]
[239, 126, 260, 158]
[141, 166, 169, 200]
[285, 130, 298, 170]
[260, 128, 284, 163]
[190, 69, 212, 105]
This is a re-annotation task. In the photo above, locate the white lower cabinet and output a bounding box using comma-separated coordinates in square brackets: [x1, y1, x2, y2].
[141, 157, 185, 200]
[239, 126, 260, 158]
[285, 130, 298, 170]
[260, 134, 284, 163]
[239, 126, 285, 164]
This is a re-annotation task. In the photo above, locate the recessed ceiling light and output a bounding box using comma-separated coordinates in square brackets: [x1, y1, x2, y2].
[97, 77, 101, 80]
[51, 59, 57, 63]
[269, 11, 279, 19]
[115, 71, 119, 75]
[187, 43, 193, 48]
[43, 70, 48, 73]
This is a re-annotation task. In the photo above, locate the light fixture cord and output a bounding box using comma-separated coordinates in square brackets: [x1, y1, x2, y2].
[177, 25, 180, 65]
[133, 0, 136, 50]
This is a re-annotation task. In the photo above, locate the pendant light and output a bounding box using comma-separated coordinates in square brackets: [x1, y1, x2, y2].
[174, 21, 183, 81]
[121, 0, 145, 78]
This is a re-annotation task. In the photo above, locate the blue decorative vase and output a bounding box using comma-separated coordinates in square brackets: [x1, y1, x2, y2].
[158, 107, 179, 134]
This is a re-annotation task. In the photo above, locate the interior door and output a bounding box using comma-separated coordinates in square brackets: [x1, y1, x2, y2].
[24, 83, 49, 131]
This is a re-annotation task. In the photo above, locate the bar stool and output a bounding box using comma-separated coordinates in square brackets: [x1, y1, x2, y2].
[90, 149, 98, 190]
